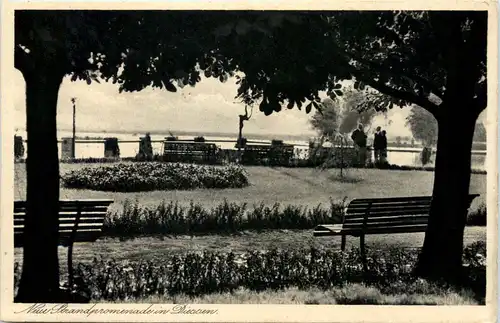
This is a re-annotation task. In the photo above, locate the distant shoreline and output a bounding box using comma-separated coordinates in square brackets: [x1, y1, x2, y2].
[19, 129, 317, 142]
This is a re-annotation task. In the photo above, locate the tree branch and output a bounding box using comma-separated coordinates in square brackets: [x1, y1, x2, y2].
[355, 71, 440, 115]
[350, 53, 445, 99]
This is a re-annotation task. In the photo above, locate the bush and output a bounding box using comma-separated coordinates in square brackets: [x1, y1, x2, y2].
[12, 243, 485, 302]
[466, 202, 486, 226]
[103, 198, 345, 237]
[61, 162, 249, 192]
[14, 136, 25, 159]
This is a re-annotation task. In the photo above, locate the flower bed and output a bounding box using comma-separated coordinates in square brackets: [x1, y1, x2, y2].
[61, 162, 249, 192]
[14, 242, 485, 302]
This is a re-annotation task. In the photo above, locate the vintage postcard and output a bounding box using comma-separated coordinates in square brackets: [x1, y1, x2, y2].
[0, 0, 498, 322]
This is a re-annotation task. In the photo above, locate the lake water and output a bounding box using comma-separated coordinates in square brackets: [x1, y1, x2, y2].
[16, 131, 487, 170]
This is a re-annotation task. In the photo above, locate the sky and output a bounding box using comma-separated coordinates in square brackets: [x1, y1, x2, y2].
[12, 69, 484, 140]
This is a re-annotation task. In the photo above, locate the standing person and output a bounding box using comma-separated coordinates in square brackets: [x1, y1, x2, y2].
[351, 123, 368, 167]
[380, 130, 388, 165]
[373, 126, 382, 165]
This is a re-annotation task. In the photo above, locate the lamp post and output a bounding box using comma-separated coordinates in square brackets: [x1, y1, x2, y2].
[71, 97, 77, 159]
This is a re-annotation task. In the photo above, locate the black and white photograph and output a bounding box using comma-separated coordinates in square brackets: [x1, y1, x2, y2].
[0, 2, 497, 322]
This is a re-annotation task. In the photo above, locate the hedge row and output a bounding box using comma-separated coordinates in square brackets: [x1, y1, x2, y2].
[102, 198, 486, 238]
[14, 242, 486, 302]
[103, 199, 345, 236]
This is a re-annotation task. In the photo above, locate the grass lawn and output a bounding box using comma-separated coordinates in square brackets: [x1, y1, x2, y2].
[13, 163, 487, 212]
[105, 285, 479, 305]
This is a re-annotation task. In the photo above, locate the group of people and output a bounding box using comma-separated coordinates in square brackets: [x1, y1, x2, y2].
[350, 124, 388, 166]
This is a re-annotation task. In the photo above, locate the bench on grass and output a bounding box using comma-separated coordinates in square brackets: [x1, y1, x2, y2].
[314, 194, 480, 254]
[14, 199, 114, 287]
[242, 144, 295, 165]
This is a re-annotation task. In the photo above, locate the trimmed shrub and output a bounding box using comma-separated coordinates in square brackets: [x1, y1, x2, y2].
[61, 162, 249, 192]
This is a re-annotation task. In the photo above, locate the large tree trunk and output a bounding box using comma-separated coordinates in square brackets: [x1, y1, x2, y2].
[415, 11, 486, 285]
[414, 103, 479, 285]
[15, 66, 64, 302]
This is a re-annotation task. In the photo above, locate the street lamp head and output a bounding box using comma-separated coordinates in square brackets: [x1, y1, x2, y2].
[71, 98, 77, 104]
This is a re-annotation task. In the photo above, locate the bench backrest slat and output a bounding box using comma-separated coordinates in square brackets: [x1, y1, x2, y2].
[14, 199, 114, 206]
[343, 194, 479, 229]
[346, 208, 432, 218]
[347, 199, 432, 208]
[349, 196, 434, 204]
[14, 199, 113, 247]
[14, 210, 107, 220]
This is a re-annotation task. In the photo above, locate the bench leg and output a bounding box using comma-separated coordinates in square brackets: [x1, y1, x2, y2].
[68, 243, 74, 290]
[360, 234, 368, 273]
[359, 234, 366, 257]
[341, 235, 346, 251]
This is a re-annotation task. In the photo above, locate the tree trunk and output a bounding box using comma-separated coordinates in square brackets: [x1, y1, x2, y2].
[15, 67, 64, 302]
[237, 120, 243, 163]
[414, 104, 478, 285]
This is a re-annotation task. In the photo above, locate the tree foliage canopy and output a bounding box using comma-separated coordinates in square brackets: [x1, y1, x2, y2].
[406, 106, 438, 147]
[407, 105, 487, 147]
[310, 89, 377, 137]
[16, 11, 487, 118]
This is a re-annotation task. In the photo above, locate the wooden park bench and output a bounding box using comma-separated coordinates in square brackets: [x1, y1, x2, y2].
[242, 144, 295, 165]
[163, 141, 218, 164]
[14, 199, 114, 287]
[314, 194, 480, 254]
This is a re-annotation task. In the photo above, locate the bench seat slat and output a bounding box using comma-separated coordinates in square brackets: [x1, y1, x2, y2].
[313, 224, 428, 237]
[341, 224, 428, 235]
[343, 219, 429, 229]
[14, 224, 106, 233]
